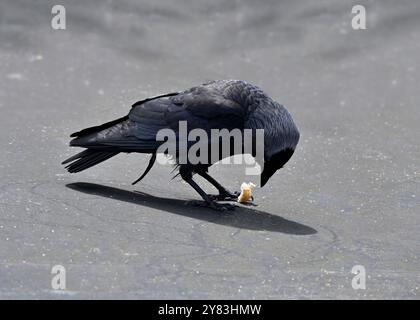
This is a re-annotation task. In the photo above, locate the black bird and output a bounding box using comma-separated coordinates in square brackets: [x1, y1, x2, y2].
[62, 80, 300, 210]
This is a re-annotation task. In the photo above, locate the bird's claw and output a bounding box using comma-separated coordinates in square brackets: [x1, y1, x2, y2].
[207, 191, 240, 202]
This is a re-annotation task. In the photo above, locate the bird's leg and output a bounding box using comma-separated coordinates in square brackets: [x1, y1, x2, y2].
[197, 171, 240, 201]
[184, 178, 237, 211]
[180, 169, 236, 211]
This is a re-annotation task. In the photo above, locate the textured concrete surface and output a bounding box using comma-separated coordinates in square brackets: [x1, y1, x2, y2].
[0, 0, 419, 299]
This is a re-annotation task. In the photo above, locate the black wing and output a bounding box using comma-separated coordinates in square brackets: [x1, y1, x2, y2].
[69, 86, 245, 152]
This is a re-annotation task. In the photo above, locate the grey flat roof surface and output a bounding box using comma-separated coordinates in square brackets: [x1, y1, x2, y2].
[0, 0, 419, 299]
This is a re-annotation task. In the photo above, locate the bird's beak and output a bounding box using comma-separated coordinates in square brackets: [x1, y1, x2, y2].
[260, 165, 277, 187]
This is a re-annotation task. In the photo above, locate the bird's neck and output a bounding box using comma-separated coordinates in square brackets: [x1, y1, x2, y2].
[246, 102, 300, 157]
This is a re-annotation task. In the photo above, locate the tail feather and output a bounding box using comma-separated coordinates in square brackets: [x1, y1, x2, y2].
[131, 153, 156, 185]
[62, 149, 119, 173]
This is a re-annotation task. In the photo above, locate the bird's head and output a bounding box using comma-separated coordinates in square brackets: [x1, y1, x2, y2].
[260, 148, 295, 187]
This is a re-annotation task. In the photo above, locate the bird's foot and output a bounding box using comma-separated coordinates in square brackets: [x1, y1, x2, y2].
[207, 191, 241, 202]
[185, 200, 237, 211]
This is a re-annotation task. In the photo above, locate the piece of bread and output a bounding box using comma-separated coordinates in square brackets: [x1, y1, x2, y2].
[237, 182, 256, 203]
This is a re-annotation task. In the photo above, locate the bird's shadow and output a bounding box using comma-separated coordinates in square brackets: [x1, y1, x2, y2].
[66, 182, 317, 235]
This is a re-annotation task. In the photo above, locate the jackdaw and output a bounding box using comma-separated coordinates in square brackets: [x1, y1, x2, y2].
[62, 80, 300, 210]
